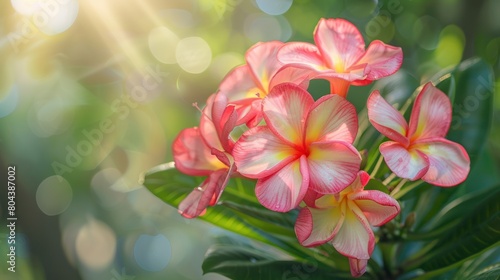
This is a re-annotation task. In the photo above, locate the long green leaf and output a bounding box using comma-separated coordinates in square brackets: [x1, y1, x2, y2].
[202, 244, 358, 280]
[142, 163, 303, 255]
[467, 263, 500, 280]
[446, 58, 494, 167]
[404, 187, 500, 272]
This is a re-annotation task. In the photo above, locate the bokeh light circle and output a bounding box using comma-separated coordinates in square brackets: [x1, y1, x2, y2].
[148, 26, 179, 64]
[36, 175, 73, 216]
[13, 0, 79, 35]
[0, 85, 19, 118]
[176, 37, 212, 74]
[75, 219, 116, 270]
[256, 0, 293, 15]
[244, 14, 282, 42]
[133, 234, 171, 272]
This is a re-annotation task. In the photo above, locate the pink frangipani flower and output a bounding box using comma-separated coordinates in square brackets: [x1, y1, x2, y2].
[172, 94, 238, 218]
[294, 171, 400, 277]
[219, 41, 311, 127]
[233, 83, 361, 212]
[367, 82, 470, 186]
[278, 18, 403, 98]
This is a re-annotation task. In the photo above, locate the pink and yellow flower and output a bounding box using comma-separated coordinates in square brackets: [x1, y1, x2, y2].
[172, 94, 238, 218]
[367, 82, 470, 186]
[294, 171, 400, 277]
[278, 18, 403, 98]
[233, 83, 361, 212]
[218, 41, 311, 127]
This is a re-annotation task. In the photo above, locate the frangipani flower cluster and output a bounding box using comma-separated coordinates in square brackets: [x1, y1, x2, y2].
[171, 18, 470, 277]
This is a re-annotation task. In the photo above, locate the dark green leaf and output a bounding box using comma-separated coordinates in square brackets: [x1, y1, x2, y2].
[364, 179, 389, 194]
[202, 244, 358, 280]
[404, 187, 500, 272]
[467, 264, 500, 280]
[446, 58, 494, 167]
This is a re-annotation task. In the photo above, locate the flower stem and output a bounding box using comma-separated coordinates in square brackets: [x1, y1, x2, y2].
[382, 173, 397, 186]
[370, 155, 384, 178]
[392, 180, 424, 200]
[390, 179, 408, 197]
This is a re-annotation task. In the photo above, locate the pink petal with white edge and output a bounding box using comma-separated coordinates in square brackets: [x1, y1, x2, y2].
[380, 141, 429, 180]
[263, 83, 314, 145]
[350, 190, 400, 226]
[256, 156, 309, 212]
[172, 127, 225, 176]
[295, 204, 344, 247]
[408, 83, 452, 141]
[246, 41, 284, 91]
[412, 138, 470, 187]
[351, 40, 403, 81]
[277, 42, 328, 72]
[305, 94, 358, 144]
[367, 90, 409, 146]
[314, 18, 365, 72]
[233, 126, 297, 178]
[331, 201, 374, 259]
[178, 169, 228, 218]
[349, 258, 368, 278]
[307, 141, 361, 194]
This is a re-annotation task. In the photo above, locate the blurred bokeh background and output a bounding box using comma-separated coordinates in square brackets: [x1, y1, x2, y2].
[0, 0, 498, 279]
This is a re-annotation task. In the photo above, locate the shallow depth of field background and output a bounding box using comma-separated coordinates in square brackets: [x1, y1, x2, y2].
[0, 0, 499, 279]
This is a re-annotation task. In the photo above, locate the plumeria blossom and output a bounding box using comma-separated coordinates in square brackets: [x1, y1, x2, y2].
[278, 18, 403, 98]
[294, 171, 400, 277]
[218, 41, 311, 127]
[172, 94, 238, 218]
[367, 82, 470, 186]
[233, 83, 361, 212]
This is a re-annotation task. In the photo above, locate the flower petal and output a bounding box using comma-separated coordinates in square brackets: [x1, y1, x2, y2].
[349, 258, 368, 278]
[256, 156, 309, 212]
[349, 190, 400, 226]
[269, 65, 312, 90]
[380, 141, 429, 180]
[219, 65, 262, 101]
[331, 201, 374, 259]
[173, 127, 226, 176]
[295, 202, 344, 247]
[412, 138, 470, 187]
[314, 18, 365, 72]
[351, 40, 403, 81]
[307, 140, 361, 194]
[263, 83, 314, 145]
[305, 94, 358, 144]
[178, 169, 229, 218]
[349, 171, 371, 192]
[246, 41, 285, 91]
[200, 94, 224, 151]
[367, 90, 409, 145]
[233, 126, 297, 178]
[277, 42, 328, 72]
[408, 82, 452, 141]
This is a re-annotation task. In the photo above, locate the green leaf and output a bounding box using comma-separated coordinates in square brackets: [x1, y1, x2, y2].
[364, 179, 389, 194]
[142, 162, 346, 267]
[142, 163, 301, 254]
[404, 186, 500, 272]
[467, 263, 500, 280]
[202, 244, 357, 280]
[446, 58, 494, 167]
